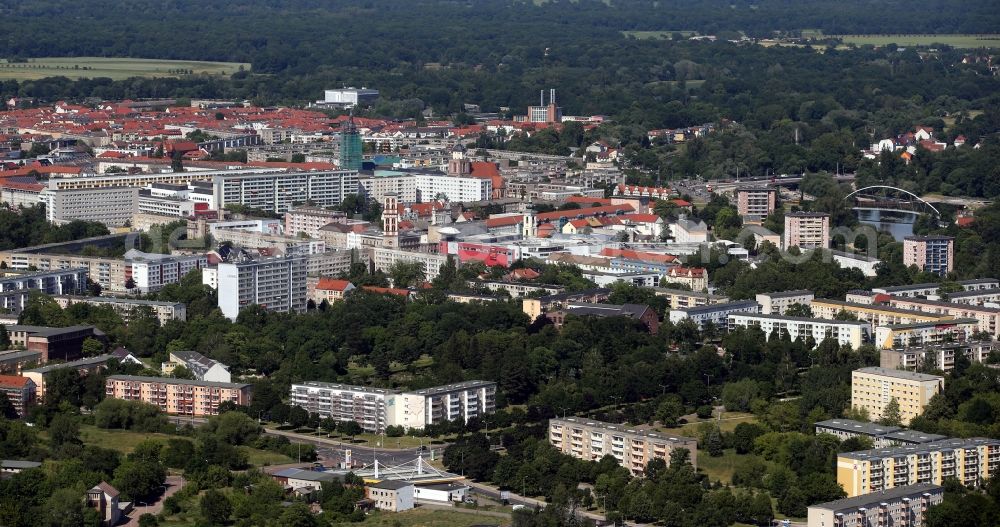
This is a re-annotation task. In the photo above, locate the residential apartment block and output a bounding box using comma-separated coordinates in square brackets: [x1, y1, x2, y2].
[371, 247, 448, 282]
[289, 381, 396, 432]
[903, 235, 954, 276]
[651, 287, 730, 310]
[0, 375, 35, 416]
[548, 417, 698, 476]
[388, 380, 497, 431]
[756, 290, 814, 315]
[783, 211, 830, 250]
[359, 172, 418, 203]
[413, 173, 491, 203]
[161, 350, 231, 383]
[880, 341, 994, 372]
[23, 354, 113, 400]
[875, 319, 980, 349]
[668, 300, 760, 330]
[53, 296, 187, 325]
[815, 419, 946, 449]
[0, 268, 89, 315]
[837, 438, 1000, 497]
[284, 206, 347, 238]
[105, 375, 253, 416]
[39, 186, 139, 228]
[216, 255, 308, 320]
[886, 296, 1000, 336]
[810, 299, 950, 327]
[728, 313, 870, 349]
[807, 483, 943, 527]
[734, 186, 776, 218]
[212, 170, 359, 213]
[124, 250, 208, 294]
[851, 367, 944, 425]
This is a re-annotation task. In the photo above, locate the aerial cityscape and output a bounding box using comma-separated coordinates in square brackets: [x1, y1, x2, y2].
[0, 1, 998, 526]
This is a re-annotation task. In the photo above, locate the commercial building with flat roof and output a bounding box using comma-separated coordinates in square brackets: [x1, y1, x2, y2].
[39, 186, 139, 228]
[807, 483, 943, 527]
[837, 438, 1000, 497]
[4, 324, 105, 362]
[851, 367, 944, 425]
[549, 417, 697, 476]
[105, 374, 253, 416]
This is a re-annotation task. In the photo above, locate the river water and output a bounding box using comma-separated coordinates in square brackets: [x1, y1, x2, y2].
[855, 208, 918, 240]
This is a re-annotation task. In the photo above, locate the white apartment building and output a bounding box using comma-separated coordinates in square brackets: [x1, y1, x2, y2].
[216, 255, 308, 320]
[124, 249, 208, 294]
[668, 300, 760, 330]
[289, 381, 396, 432]
[387, 380, 497, 431]
[39, 186, 139, 227]
[137, 191, 196, 217]
[372, 247, 448, 282]
[413, 173, 491, 203]
[728, 312, 870, 349]
[359, 172, 418, 203]
[807, 483, 943, 527]
[756, 290, 814, 315]
[53, 296, 186, 324]
[212, 170, 359, 213]
[0, 268, 89, 315]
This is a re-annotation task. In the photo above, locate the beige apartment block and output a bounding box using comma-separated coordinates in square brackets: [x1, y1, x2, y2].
[105, 375, 252, 416]
[851, 367, 943, 425]
[548, 417, 697, 476]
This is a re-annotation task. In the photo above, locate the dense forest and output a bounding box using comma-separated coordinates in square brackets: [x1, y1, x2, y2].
[4, 0, 999, 72]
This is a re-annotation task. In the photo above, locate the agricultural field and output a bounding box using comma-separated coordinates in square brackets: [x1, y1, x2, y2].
[832, 34, 1000, 48]
[0, 57, 249, 81]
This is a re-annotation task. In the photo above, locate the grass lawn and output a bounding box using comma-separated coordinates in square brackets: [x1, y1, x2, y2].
[660, 412, 759, 437]
[696, 448, 743, 485]
[0, 57, 249, 81]
[334, 508, 509, 527]
[832, 34, 1000, 48]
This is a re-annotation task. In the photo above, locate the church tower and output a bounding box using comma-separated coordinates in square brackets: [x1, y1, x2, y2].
[382, 193, 399, 248]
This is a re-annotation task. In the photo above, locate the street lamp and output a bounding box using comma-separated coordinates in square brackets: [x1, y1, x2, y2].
[522, 476, 527, 498]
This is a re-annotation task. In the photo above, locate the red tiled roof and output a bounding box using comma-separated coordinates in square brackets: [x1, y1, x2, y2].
[622, 213, 662, 223]
[0, 375, 31, 388]
[672, 199, 692, 207]
[316, 278, 353, 292]
[486, 215, 522, 228]
[536, 204, 635, 222]
[957, 217, 975, 227]
[362, 286, 410, 297]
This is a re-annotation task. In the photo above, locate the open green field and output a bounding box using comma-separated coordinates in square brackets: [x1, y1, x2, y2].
[0, 57, 249, 81]
[696, 448, 743, 485]
[660, 412, 759, 436]
[833, 34, 1000, 48]
[623, 30, 698, 39]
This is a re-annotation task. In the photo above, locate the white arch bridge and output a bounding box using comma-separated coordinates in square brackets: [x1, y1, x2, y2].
[844, 185, 940, 217]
